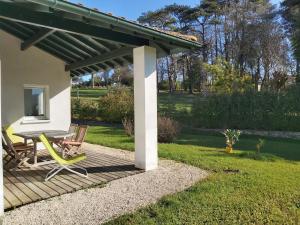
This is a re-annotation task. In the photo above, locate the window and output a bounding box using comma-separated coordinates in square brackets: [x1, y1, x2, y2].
[24, 86, 48, 120]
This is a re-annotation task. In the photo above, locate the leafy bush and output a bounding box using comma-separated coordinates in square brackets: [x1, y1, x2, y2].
[204, 58, 253, 94]
[98, 87, 134, 123]
[122, 115, 180, 143]
[71, 99, 98, 120]
[158, 116, 180, 143]
[192, 85, 300, 131]
[158, 80, 169, 90]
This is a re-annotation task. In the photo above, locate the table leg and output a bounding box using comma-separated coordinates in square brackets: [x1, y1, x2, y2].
[33, 140, 38, 165]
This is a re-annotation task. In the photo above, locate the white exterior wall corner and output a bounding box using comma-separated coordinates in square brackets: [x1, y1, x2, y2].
[0, 30, 71, 132]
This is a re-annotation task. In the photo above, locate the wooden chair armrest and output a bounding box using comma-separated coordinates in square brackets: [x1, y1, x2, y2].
[15, 145, 34, 151]
[62, 141, 82, 146]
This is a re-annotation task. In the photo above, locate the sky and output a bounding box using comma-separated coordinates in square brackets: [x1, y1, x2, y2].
[69, 0, 283, 21]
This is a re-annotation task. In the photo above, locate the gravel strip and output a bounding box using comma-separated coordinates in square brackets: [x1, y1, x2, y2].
[4, 143, 209, 225]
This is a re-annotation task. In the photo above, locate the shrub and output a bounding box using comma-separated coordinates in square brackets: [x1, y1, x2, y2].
[256, 139, 265, 154]
[71, 99, 98, 120]
[158, 116, 180, 143]
[158, 80, 169, 90]
[99, 87, 134, 123]
[122, 115, 180, 143]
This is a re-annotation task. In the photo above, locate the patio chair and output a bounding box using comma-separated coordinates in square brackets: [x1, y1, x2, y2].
[66, 123, 78, 141]
[61, 125, 88, 155]
[3, 126, 25, 147]
[39, 133, 88, 181]
[2, 130, 34, 169]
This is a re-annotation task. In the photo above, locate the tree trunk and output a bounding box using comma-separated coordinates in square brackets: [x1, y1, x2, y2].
[182, 58, 187, 92]
[201, 23, 208, 63]
[166, 57, 173, 93]
[255, 58, 261, 91]
[91, 73, 95, 88]
[214, 19, 218, 59]
[187, 58, 193, 94]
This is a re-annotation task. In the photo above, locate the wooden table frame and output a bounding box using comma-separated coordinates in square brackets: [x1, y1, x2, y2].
[14, 130, 75, 167]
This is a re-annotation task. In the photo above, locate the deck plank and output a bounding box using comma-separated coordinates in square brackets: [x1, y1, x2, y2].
[4, 186, 22, 208]
[28, 167, 76, 193]
[4, 147, 141, 210]
[4, 197, 11, 209]
[3, 176, 31, 205]
[5, 171, 40, 203]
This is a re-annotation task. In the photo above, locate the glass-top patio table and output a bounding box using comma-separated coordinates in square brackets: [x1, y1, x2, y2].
[14, 130, 75, 167]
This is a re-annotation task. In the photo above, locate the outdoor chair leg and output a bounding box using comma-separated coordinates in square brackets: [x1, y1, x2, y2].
[16, 157, 30, 168]
[45, 165, 64, 181]
[64, 165, 88, 178]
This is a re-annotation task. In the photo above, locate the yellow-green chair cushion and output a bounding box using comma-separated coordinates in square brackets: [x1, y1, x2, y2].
[4, 125, 24, 144]
[39, 134, 86, 166]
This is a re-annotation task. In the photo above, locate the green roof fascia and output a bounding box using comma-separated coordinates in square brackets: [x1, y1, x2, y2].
[0, 2, 149, 47]
[26, 0, 201, 50]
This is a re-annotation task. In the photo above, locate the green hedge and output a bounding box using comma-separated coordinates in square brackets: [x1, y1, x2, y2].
[72, 98, 99, 120]
[71, 87, 133, 123]
[192, 86, 300, 131]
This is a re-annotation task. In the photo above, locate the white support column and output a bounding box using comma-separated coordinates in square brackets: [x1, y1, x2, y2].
[0, 58, 4, 216]
[133, 46, 158, 171]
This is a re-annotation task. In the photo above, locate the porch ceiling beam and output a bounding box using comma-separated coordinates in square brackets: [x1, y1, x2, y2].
[77, 36, 111, 53]
[65, 47, 132, 71]
[96, 63, 108, 70]
[93, 64, 106, 70]
[58, 32, 100, 55]
[0, 22, 73, 63]
[21, 28, 55, 51]
[90, 65, 101, 72]
[0, 2, 150, 47]
[123, 55, 133, 64]
[76, 69, 87, 75]
[81, 67, 93, 74]
[113, 58, 124, 67]
[104, 62, 115, 69]
[50, 34, 92, 58]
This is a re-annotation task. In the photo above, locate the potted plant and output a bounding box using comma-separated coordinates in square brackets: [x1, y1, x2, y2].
[222, 129, 241, 153]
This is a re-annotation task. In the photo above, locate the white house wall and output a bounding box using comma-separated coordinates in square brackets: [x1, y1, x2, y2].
[0, 30, 71, 133]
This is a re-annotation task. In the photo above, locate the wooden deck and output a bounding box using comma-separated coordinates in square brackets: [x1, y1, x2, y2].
[4, 148, 142, 210]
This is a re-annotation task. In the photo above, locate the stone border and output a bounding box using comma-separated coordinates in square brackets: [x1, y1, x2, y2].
[193, 128, 300, 140]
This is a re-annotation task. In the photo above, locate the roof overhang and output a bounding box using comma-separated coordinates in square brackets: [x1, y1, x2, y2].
[0, 0, 201, 76]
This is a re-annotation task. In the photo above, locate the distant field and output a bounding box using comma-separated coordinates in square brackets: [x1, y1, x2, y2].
[71, 88, 199, 123]
[71, 88, 108, 99]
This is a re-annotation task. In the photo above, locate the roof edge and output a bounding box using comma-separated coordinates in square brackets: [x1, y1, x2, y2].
[25, 0, 201, 49]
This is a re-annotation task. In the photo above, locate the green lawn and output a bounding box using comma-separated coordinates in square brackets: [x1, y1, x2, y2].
[85, 126, 300, 225]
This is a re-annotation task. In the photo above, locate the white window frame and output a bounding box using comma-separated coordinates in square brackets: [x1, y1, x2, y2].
[23, 84, 49, 121]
